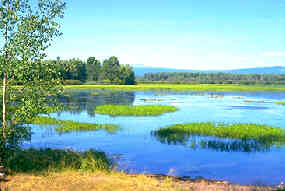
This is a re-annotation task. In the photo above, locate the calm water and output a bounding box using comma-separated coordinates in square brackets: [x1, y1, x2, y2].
[24, 90, 285, 185]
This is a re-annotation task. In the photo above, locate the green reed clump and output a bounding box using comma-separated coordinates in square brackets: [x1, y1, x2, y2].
[276, 101, 285, 105]
[5, 148, 111, 173]
[154, 122, 285, 143]
[94, 105, 177, 116]
[31, 116, 58, 125]
[30, 116, 118, 133]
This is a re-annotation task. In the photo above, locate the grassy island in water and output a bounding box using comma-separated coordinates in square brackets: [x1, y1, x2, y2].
[30, 116, 118, 133]
[154, 122, 285, 144]
[94, 105, 177, 116]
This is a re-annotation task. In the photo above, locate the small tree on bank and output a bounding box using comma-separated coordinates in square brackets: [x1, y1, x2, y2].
[0, 0, 66, 165]
[119, 64, 136, 85]
[102, 56, 120, 83]
[87, 56, 101, 81]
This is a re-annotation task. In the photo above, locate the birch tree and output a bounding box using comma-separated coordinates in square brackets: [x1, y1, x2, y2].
[0, 0, 66, 164]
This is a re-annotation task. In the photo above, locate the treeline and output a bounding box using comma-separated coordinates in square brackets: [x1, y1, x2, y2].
[141, 72, 285, 85]
[44, 56, 136, 85]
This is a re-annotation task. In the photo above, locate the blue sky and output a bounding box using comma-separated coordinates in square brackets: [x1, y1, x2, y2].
[47, 0, 285, 70]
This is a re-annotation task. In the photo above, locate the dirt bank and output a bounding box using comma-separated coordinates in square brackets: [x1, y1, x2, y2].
[1, 171, 284, 191]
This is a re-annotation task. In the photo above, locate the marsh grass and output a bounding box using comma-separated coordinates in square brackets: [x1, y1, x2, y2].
[5, 148, 111, 174]
[30, 116, 118, 133]
[276, 101, 285, 105]
[94, 105, 177, 116]
[153, 122, 285, 147]
[153, 127, 275, 152]
[64, 84, 285, 92]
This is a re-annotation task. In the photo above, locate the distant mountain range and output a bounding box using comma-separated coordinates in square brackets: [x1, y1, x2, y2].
[133, 66, 285, 77]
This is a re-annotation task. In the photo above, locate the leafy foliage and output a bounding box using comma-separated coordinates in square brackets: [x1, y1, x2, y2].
[119, 64, 136, 85]
[102, 56, 120, 83]
[0, 0, 66, 164]
[87, 56, 101, 81]
[50, 56, 136, 84]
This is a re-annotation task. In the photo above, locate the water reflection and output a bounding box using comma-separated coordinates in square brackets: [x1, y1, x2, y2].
[58, 91, 135, 116]
[193, 139, 271, 152]
[152, 131, 281, 153]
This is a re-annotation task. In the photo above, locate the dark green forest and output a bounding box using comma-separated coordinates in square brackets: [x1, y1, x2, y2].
[141, 72, 285, 85]
[43, 56, 284, 85]
[44, 56, 136, 85]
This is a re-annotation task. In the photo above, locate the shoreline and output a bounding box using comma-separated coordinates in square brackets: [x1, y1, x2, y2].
[2, 171, 284, 191]
[63, 84, 285, 92]
[139, 173, 284, 188]
[142, 173, 284, 191]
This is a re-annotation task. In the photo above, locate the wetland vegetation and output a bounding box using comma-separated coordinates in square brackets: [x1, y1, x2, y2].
[276, 101, 285, 105]
[30, 116, 118, 133]
[152, 122, 285, 152]
[2, 0, 285, 190]
[4, 148, 111, 173]
[94, 105, 177, 116]
[153, 122, 285, 142]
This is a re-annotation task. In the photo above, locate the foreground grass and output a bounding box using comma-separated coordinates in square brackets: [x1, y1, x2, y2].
[153, 122, 285, 143]
[95, 105, 177, 116]
[1, 148, 281, 191]
[4, 148, 111, 174]
[64, 84, 285, 92]
[30, 116, 118, 133]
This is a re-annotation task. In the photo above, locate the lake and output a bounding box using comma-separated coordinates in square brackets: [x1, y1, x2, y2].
[23, 89, 285, 186]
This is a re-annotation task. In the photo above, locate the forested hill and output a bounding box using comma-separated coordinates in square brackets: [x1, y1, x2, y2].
[134, 66, 285, 77]
[224, 66, 285, 74]
[142, 72, 285, 85]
